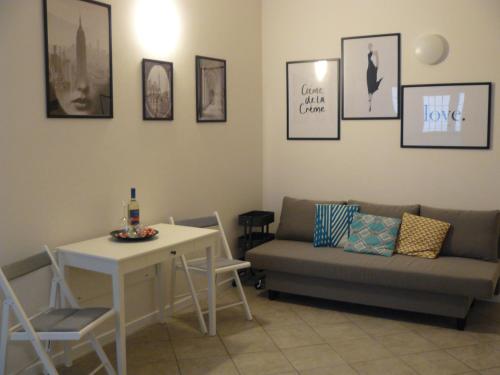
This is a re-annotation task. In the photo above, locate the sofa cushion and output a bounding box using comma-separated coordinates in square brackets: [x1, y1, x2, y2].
[348, 200, 420, 218]
[344, 213, 401, 257]
[421, 206, 500, 261]
[396, 213, 451, 259]
[314, 204, 359, 247]
[246, 240, 500, 298]
[276, 197, 345, 242]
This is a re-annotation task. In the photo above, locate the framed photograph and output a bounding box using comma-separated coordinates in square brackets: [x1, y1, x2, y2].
[341, 33, 400, 120]
[287, 59, 340, 140]
[142, 59, 173, 121]
[196, 56, 226, 122]
[401, 82, 491, 149]
[43, 0, 113, 118]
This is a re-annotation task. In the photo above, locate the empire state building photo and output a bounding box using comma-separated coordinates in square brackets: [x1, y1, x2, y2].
[45, 0, 112, 118]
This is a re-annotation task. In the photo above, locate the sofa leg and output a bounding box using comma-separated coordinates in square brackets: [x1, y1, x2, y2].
[268, 290, 280, 300]
[456, 317, 467, 331]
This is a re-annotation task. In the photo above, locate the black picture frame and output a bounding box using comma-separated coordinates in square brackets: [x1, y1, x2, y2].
[286, 58, 341, 140]
[142, 59, 174, 121]
[196, 55, 227, 123]
[401, 82, 492, 149]
[43, 0, 113, 119]
[341, 33, 400, 120]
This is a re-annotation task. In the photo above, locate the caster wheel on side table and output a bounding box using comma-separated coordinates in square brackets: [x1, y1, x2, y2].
[255, 279, 264, 289]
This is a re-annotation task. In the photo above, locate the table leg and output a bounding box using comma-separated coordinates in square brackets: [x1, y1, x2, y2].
[168, 255, 177, 317]
[112, 272, 127, 375]
[155, 263, 166, 323]
[206, 241, 216, 336]
[58, 256, 72, 367]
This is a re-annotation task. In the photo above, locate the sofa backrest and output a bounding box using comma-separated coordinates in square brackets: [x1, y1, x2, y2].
[276, 197, 500, 261]
[348, 200, 420, 219]
[276, 196, 345, 242]
[421, 206, 500, 261]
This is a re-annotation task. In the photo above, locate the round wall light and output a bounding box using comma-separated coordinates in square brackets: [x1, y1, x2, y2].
[134, 0, 181, 56]
[414, 34, 448, 65]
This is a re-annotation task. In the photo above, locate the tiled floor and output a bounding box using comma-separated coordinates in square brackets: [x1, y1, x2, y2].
[60, 286, 500, 375]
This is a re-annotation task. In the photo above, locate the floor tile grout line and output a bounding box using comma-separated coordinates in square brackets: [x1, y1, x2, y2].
[217, 328, 245, 375]
[255, 305, 360, 375]
[445, 342, 500, 372]
[61, 287, 500, 374]
[260, 313, 303, 373]
[350, 355, 418, 374]
[295, 301, 394, 369]
[397, 350, 475, 375]
[249, 302, 323, 373]
[162, 321, 183, 375]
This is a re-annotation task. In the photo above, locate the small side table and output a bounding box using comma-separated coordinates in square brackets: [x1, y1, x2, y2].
[237, 210, 274, 289]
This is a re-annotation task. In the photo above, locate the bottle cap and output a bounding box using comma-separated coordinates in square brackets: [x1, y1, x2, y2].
[131, 187, 136, 199]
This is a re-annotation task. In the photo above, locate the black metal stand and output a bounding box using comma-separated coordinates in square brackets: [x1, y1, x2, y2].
[236, 210, 275, 289]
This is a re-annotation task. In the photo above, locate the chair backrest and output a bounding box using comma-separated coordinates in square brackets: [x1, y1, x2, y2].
[1, 252, 51, 281]
[0, 252, 53, 308]
[0, 247, 83, 375]
[174, 216, 218, 229]
[0, 246, 80, 331]
[170, 211, 233, 259]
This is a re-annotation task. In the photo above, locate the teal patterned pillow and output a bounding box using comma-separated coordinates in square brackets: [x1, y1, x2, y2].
[314, 204, 359, 247]
[344, 213, 401, 256]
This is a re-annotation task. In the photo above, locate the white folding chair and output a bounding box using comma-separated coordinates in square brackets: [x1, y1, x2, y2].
[0, 246, 116, 375]
[169, 211, 252, 334]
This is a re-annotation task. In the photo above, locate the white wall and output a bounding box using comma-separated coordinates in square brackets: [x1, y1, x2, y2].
[262, 0, 500, 223]
[0, 0, 262, 372]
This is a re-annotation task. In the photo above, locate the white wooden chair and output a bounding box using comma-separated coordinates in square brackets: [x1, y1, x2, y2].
[0, 246, 116, 375]
[169, 211, 252, 334]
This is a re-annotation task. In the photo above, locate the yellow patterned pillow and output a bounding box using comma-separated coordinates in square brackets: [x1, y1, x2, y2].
[396, 213, 451, 259]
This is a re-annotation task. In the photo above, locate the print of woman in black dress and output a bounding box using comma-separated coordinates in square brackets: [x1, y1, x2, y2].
[367, 43, 383, 112]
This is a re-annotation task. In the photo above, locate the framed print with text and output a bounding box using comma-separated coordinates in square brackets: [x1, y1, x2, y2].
[401, 82, 491, 149]
[287, 59, 340, 140]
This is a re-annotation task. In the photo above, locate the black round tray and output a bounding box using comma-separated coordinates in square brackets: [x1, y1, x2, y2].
[110, 229, 159, 242]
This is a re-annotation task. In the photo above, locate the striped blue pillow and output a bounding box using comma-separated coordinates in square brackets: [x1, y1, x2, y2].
[314, 204, 360, 247]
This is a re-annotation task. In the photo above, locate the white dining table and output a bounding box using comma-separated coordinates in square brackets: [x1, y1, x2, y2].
[56, 223, 219, 375]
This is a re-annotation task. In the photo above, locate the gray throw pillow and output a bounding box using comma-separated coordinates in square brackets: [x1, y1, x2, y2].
[276, 196, 345, 242]
[421, 206, 500, 261]
[348, 200, 420, 219]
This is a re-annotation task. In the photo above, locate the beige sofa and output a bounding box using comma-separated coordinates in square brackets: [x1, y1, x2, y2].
[246, 197, 500, 330]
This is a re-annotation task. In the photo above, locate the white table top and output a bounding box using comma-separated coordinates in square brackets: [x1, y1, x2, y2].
[57, 223, 218, 262]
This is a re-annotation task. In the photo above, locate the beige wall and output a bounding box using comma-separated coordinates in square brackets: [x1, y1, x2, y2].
[1, 0, 499, 371]
[262, 0, 500, 223]
[0, 0, 262, 372]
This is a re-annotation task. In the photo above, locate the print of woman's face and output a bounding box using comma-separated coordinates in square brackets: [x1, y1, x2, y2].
[54, 78, 100, 116]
